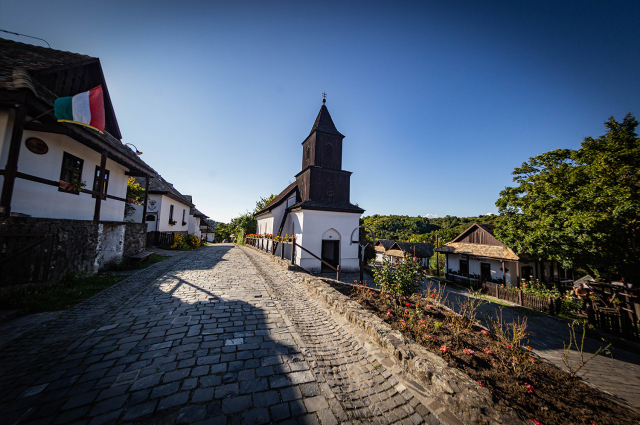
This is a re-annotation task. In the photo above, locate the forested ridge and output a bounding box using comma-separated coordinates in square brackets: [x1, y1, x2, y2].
[359, 214, 499, 245]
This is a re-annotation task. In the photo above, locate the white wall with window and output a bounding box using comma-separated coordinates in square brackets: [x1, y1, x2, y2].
[0, 111, 128, 221]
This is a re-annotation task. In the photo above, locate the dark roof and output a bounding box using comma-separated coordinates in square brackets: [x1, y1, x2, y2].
[0, 37, 121, 139]
[0, 38, 157, 175]
[375, 240, 396, 250]
[254, 182, 298, 217]
[308, 104, 343, 137]
[135, 175, 194, 207]
[289, 199, 364, 214]
[387, 242, 434, 258]
[190, 207, 208, 218]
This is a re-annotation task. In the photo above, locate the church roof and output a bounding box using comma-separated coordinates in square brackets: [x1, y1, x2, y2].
[309, 104, 343, 137]
[254, 181, 299, 217]
[289, 199, 364, 214]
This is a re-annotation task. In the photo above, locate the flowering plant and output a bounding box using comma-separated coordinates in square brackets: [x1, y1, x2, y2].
[463, 348, 475, 355]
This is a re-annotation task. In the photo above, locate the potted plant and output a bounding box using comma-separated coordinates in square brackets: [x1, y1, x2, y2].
[168, 219, 177, 226]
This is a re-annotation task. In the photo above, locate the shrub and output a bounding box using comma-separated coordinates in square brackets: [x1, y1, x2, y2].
[186, 234, 201, 249]
[371, 254, 423, 296]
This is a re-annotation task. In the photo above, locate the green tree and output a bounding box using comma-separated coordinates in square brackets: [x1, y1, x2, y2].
[495, 113, 640, 284]
[254, 194, 276, 213]
[124, 177, 145, 218]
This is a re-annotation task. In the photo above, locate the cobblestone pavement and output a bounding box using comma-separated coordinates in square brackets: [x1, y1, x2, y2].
[0, 245, 444, 425]
[438, 285, 640, 412]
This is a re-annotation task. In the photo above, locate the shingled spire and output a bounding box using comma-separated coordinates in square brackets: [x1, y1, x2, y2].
[309, 103, 343, 137]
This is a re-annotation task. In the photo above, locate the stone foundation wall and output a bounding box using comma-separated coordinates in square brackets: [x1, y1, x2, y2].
[0, 217, 146, 292]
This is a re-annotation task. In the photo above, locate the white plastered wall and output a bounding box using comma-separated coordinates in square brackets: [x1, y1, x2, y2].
[0, 109, 128, 221]
[290, 209, 361, 272]
[156, 195, 190, 233]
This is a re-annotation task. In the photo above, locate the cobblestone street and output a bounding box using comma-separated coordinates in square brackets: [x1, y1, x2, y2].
[0, 245, 444, 425]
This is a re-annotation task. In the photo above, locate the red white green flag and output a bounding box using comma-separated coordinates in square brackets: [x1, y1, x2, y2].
[54, 86, 105, 133]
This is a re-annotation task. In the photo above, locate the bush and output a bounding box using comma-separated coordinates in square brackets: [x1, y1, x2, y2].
[372, 254, 423, 296]
[186, 234, 201, 249]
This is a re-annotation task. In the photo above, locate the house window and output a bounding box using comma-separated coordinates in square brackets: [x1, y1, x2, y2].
[459, 259, 469, 275]
[182, 209, 186, 226]
[326, 143, 333, 157]
[59, 152, 83, 193]
[169, 205, 174, 221]
[146, 215, 156, 221]
[92, 166, 110, 199]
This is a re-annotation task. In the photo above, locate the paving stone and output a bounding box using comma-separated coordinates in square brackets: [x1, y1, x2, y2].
[122, 400, 157, 420]
[176, 405, 207, 424]
[150, 382, 180, 399]
[191, 388, 215, 403]
[221, 395, 252, 414]
[242, 407, 270, 425]
[271, 402, 290, 421]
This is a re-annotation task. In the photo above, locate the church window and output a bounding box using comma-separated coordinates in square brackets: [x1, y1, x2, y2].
[326, 143, 333, 157]
[327, 181, 334, 198]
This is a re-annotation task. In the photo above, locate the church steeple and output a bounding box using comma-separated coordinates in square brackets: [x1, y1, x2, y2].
[301, 99, 344, 171]
[308, 103, 343, 138]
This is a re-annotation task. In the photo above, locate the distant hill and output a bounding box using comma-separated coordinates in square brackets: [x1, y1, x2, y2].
[360, 214, 499, 245]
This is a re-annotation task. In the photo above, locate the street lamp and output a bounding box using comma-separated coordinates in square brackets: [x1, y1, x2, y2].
[124, 143, 143, 156]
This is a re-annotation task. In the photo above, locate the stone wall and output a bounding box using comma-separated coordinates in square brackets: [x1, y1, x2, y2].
[0, 217, 146, 293]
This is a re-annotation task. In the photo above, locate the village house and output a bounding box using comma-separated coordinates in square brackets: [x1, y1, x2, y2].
[384, 241, 434, 268]
[200, 220, 216, 242]
[0, 38, 155, 286]
[374, 240, 396, 263]
[254, 99, 364, 272]
[133, 175, 204, 237]
[435, 223, 569, 287]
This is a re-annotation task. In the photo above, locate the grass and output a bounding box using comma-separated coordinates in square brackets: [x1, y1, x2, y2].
[0, 273, 127, 315]
[112, 253, 169, 271]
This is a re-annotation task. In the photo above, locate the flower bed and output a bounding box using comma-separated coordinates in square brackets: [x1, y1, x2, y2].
[337, 283, 640, 425]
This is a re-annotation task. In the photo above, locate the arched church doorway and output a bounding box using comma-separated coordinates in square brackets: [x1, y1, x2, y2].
[321, 229, 340, 272]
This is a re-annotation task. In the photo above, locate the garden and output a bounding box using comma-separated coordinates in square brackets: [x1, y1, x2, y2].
[338, 255, 640, 425]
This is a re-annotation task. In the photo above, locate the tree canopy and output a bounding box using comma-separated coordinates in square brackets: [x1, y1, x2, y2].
[495, 113, 640, 283]
[254, 194, 276, 213]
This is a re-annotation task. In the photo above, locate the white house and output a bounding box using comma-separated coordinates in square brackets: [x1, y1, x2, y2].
[435, 223, 569, 287]
[0, 38, 154, 222]
[254, 99, 364, 272]
[133, 175, 195, 234]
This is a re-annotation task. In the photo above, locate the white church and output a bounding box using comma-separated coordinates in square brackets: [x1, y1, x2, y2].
[254, 99, 364, 272]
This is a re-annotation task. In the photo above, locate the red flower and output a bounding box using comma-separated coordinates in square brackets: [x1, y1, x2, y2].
[406, 303, 410, 307]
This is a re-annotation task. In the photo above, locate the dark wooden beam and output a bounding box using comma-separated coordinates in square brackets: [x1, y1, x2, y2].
[93, 150, 108, 222]
[142, 175, 150, 224]
[1, 105, 27, 217]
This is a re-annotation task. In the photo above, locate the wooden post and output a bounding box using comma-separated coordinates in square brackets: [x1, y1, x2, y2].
[501, 260, 506, 286]
[141, 175, 150, 224]
[359, 227, 364, 284]
[435, 234, 439, 276]
[337, 264, 341, 282]
[93, 150, 108, 222]
[1, 105, 27, 217]
[518, 290, 523, 306]
[516, 261, 520, 287]
[548, 297, 555, 315]
[280, 241, 285, 260]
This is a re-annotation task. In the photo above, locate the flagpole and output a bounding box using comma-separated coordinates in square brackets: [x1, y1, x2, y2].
[24, 108, 54, 125]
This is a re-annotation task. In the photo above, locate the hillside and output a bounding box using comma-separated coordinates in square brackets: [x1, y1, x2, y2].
[360, 214, 500, 245]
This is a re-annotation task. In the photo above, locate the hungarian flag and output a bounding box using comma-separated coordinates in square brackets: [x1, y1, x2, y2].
[54, 86, 105, 133]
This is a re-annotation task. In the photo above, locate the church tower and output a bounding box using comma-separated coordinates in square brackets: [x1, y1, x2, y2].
[295, 99, 360, 209]
[254, 97, 364, 273]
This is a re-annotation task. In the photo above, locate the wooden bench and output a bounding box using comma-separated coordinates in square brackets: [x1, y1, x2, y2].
[129, 252, 153, 262]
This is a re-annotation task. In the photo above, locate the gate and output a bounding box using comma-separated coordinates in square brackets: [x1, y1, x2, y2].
[0, 233, 54, 286]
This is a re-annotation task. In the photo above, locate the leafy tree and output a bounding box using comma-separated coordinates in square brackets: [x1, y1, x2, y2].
[124, 177, 145, 218]
[495, 113, 639, 284]
[254, 194, 276, 213]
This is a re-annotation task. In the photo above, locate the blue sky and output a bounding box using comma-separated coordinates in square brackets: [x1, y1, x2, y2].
[1, 0, 638, 222]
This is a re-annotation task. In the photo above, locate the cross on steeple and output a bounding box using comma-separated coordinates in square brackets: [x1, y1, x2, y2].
[322, 92, 327, 104]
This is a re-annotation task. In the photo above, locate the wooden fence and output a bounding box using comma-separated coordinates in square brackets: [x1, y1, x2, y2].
[480, 282, 562, 315]
[245, 236, 341, 281]
[0, 232, 54, 286]
[146, 231, 175, 248]
[590, 307, 639, 341]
